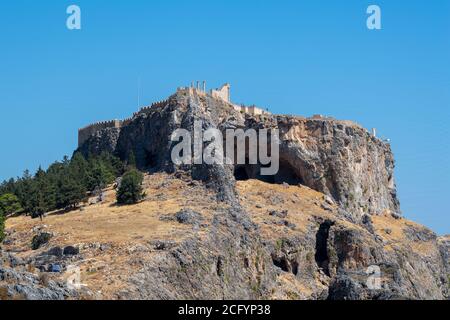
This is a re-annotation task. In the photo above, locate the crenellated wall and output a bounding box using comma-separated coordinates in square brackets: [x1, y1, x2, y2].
[78, 120, 122, 147]
[78, 84, 270, 148]
[78, 99, 170, 147]
[138, 99, 169, 114]
[233, 104, 270, 116]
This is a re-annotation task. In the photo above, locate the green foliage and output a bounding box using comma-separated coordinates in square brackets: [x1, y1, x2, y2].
[116, 169, 144, 205]
[127, 150, 137, 168]
[81, 152, 124, 191]
[0, 193, 22, 216]
[0, 152, 125, 217]
[0, 214, 5, 243]
[31, 232, 52, 250]
[56, 173, 87, 210]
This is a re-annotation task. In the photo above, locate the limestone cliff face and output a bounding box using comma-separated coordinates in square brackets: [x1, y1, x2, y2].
[2, 90, 446, 300]
[69, 89, 449, 300]
[78, 89, 400, 218]
[272, 116, 400, 217]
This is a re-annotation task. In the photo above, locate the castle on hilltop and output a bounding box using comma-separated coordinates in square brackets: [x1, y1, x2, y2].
[177, 82, 270, 116]
[78, 83, 270, 147]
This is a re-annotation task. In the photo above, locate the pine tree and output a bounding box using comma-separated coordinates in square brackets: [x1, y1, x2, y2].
[0, 213, 5, 242]
[0, 193, 22, 242]
[16, 170, 34, 213]
[127, 151, 137, 168]
[0, 151, 125, 217]
[116, 169, 144, 205]
[57, 172, 87, 210]
[0, 193, 22, 216]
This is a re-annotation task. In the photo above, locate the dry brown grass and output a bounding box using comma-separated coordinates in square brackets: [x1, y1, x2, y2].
[4, 173, 434, 299]
[371, 212, 438, 255]
[236, 179, 363, 239]
[6, 173, 222, 251]
[4, 172, 226, 298]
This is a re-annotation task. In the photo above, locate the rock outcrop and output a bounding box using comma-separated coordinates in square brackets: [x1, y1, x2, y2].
[0, 249, 81, 300]
[78, 89, 399, 218]
[13, 88, 439, 300]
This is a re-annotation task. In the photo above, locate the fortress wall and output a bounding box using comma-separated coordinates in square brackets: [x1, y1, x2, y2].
[78, 119, 122, 147]
[232, 104, 270, 115]
[122, 117, 133, 127]
[78, 99, 170, 147]
[211, 83, 230, 103]
[247, 106, 268, 115]
[78, 84, 270, 148]
[138, 99, 169, 114]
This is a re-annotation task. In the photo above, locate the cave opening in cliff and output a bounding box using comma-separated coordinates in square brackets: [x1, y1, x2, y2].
[271, 255, 299, 275]
[273, 159, 304, 185]
[145, 151, 158, 169]
[234, 165, 250, 181]
[315, 220, 334, 277]
[272, 255, 290, 273]
[233, 159, 304, 185]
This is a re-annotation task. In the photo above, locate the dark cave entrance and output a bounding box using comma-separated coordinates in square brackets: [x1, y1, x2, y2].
[272, 256, 290, 273]
[315, 221, 334, 277]
[145, 151, 158, 169]
[233, 158, 304, 186]
[234, 166, 250, 181]
[271, 255, 299, 276]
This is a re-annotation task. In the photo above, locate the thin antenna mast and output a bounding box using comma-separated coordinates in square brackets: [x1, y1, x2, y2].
[137, 77, 141, 108]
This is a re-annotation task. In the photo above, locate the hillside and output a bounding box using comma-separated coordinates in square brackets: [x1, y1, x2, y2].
[1, 86, 448, 300]
[2, 172, 448, 299]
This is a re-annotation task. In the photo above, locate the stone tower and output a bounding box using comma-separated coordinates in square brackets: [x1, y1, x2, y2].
[211, 83, 231, 103]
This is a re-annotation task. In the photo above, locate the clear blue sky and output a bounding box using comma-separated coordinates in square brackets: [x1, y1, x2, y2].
[0, 1, 448, 234]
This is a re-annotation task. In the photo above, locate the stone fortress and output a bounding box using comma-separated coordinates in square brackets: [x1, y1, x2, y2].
[78, 83, 270, 147]
[78, 82, 383, 147]
[177, 82, 271, 116]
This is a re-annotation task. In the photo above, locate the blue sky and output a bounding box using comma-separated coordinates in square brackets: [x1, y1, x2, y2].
[0, 1, 448, 234]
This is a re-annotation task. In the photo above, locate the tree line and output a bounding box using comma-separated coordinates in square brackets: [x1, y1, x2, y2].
[0, 152, 125, 216]
[0, 151, 147, 242]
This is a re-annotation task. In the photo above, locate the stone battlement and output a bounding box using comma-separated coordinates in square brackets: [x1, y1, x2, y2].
[138, 99, 169, 114]
[78, 119, 122, 147]
[78, 99, 170, 147]
[233, 104, 270, 116]
[78, 83, 270, 147]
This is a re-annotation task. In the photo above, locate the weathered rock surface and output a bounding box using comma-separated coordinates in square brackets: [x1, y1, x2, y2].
[5, 88, 439, 300]
[78, 89, 399, 218]
[0, 250, 82, 300]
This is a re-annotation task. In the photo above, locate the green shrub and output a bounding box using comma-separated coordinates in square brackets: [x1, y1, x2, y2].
[0, 152, 124, 217]
[31, 232, 52, 250]
[0, 194, 22, 216]
[0, 214, 5, 243]
[116, 169, 144, 205]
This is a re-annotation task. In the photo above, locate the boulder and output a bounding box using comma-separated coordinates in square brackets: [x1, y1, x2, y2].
[63, 246, 79, 256]
[46, 246, 63, 257]
[175, 209, 203, 225]
[31, 232, 52, 250]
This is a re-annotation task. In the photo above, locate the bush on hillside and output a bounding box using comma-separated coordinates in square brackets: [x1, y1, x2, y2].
[116, 169, 144, 205]
[0, 214, 5, 243]
[0, 193, 22, 217]
[0, 152, 125, 217]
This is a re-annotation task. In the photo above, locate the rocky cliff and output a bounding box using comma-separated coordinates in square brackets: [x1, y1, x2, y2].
[70, 89, 448, 300]
[4, 171, 447, 300]
[78, 89, 399, 219]
[2, 89, 446, 300]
